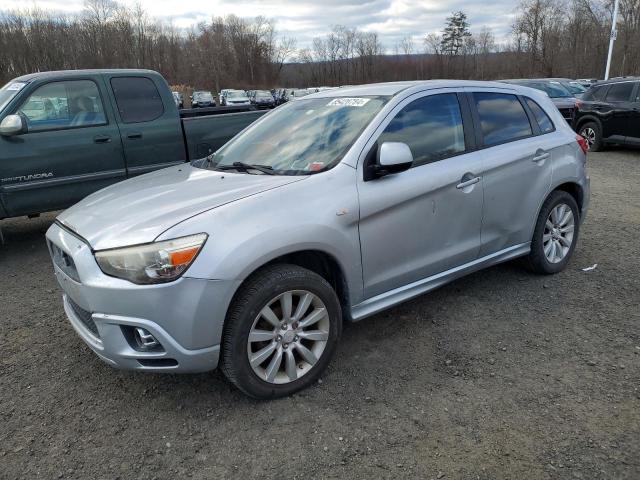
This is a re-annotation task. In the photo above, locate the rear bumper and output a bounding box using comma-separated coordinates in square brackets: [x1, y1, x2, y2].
[46, 222, 236, 373]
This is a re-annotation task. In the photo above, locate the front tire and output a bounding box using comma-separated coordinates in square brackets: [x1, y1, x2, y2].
[527, 191, 580, 275]
[221, 264, 342, 399]
[579, 121, 604, 152]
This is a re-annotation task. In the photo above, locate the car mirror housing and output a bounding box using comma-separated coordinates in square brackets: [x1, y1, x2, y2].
[0, 114, 27, 136]
[375, 142, 413, 177]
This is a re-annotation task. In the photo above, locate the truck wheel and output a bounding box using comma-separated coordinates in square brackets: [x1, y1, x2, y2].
[579, 121, 604, 152]
[221, 264, 342, 399]
[527, 190, 580, 275]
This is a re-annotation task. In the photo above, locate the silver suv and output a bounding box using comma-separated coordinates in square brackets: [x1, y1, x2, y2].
[46, 81, 590, 398]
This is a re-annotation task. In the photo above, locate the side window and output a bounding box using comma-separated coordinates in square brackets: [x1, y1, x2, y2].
[473, 92, 532, 146]
[585, 85, 606, 101]
[605, 83, 634, 102]
[634, 83, 640, 102]
[110, 77, 164, 123]
[525, 97, 555, 134]
[378, 93, 466, 166]
[17, 80, 106, 132]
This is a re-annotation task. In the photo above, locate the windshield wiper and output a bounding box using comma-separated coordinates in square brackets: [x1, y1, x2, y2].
[215, 162, 275, 175]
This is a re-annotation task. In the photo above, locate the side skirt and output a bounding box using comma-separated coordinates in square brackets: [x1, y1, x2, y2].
[350, 242, 531, 321]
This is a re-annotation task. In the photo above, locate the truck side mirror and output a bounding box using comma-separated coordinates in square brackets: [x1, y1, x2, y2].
[0, 114, 27, 136]
[375, 142, 413, 177]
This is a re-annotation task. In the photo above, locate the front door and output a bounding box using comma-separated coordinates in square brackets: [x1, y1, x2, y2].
[358, 91, 483, 299]
[0, 78, 126, 217]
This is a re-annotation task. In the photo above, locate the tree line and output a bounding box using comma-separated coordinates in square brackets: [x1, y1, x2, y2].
[0, 0, 638, 91]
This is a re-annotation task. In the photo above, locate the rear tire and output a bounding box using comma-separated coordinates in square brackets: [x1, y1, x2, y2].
[579, 121, 604, 152]
[527, 190, 580, 275]
[221, 264, 342, 399]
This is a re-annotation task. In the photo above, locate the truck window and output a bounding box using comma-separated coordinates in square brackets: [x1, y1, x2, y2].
[16, 80, 106, 132]
[110, 77, 164, 123]
[378, 93, 466, 166]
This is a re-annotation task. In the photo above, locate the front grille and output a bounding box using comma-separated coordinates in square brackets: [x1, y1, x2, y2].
[67, 297, 100, 338]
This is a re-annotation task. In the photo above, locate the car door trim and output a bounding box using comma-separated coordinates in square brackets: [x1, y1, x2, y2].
[0, 168, 126, 192]
[350, 242, 530, 321]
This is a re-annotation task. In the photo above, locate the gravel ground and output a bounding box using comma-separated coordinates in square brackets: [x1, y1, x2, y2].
[1, 149, 639, 480]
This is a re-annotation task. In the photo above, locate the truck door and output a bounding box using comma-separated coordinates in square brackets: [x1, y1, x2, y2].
[0, 78, 126, 217]
[108, 76, 186, 176]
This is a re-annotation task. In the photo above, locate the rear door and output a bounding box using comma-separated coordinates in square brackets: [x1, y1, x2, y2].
[358, 90, 483, 298]
[0, 77, 126, 217]
[107, 75, 186, 176]
[466, 89, 556, 256]
[602, 81, 636, 141]
[626, 82, 640, 145]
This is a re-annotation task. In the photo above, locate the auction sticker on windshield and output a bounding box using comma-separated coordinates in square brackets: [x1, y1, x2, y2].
[327, 98, 371, 107]
[6, 82, 27, 91]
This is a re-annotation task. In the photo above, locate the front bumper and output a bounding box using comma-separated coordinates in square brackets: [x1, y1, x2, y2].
[46, 222, 237, 373]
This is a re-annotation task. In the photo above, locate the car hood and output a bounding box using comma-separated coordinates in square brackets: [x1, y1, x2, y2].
[57, 164, 305, 250]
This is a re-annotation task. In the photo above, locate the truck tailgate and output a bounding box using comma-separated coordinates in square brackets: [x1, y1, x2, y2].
[182, 110, 268, 159]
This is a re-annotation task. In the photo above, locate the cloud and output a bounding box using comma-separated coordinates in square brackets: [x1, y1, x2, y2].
[0, 0, 518, 50]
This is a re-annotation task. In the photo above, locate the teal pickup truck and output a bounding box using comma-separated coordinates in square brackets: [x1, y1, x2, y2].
[0, 69, 267, 220]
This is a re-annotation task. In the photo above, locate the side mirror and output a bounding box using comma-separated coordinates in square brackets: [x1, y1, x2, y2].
[375, 142, 413, 177]
[0, 114, 27, 136]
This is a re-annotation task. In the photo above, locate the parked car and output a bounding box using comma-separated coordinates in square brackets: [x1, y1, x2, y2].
[576, 78, 599, 88]
[45, 80, 589, 398]
[573, 77, 640, 151]
[223, 90, 251, 107]
[251, 90, 276, 109]
[544, 78, 587, 98]
[501, 79, 577, 122]
[219, 89, 231, 105]
[172, 91, 184, 109]
[191, 90, 215, 108]
[0, 69, 266, 220]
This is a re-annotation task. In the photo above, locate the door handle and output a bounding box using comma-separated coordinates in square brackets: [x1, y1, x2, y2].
[127, 132, 143, 139]
[456, 176, 480, 189]
[533, 152, 550, 163]
[93, 135, 111, 144]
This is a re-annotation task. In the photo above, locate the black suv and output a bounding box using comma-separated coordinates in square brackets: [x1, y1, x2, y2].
[573, 78, 640, 151]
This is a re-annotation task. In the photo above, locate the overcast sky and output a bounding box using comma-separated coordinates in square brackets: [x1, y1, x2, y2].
[2, 0, 518, 51]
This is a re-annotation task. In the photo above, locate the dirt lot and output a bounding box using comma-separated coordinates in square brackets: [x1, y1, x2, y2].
[1, 149, 639, 480]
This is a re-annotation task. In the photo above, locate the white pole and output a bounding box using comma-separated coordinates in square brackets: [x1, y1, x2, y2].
[604, 0, 620, 80]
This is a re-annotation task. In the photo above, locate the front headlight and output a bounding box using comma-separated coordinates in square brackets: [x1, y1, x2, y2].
[95, 234, 208, 285]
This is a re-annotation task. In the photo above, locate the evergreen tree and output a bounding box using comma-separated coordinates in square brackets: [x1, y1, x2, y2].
[440, 11, 472, 56]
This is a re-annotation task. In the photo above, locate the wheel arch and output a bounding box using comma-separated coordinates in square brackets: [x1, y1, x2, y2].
[228, 249, 352, 323]
[574, 114, 602, 133]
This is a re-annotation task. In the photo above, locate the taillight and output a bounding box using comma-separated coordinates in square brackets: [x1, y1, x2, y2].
[576, 134, 589, 154]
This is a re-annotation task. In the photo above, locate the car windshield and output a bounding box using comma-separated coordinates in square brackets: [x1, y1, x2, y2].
[195, 92, 212, 100]
[207, 96, 389, 175]
[565, 82, 586, 94]
[0, 81, 28, 113]
[256, 91, 272, 98]
[528, 81, 573, 98]
[228, 91, 246, 99]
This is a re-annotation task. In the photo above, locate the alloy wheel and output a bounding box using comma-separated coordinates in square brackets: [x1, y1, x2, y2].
[543, 203, 575, 264]
[247, 290, 330, 384]
[580, 127, 596, 150]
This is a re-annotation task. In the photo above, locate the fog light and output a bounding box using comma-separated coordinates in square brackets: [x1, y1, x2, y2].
[133, 327, 160, 350]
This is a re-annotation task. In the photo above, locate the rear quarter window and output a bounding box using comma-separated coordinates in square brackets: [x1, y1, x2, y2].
[524, 97, 555, 134]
